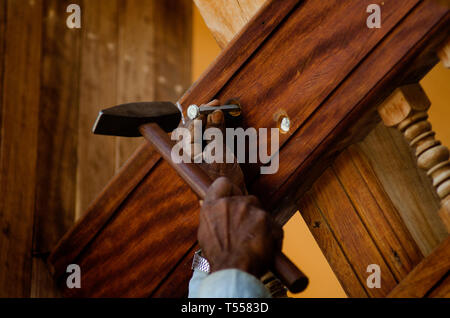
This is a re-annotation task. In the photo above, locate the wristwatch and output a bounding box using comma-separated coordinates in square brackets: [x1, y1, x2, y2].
[191, 249, 210, 274]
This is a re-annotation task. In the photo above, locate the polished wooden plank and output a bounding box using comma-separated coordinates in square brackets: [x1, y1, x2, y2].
[259, 1, 449, 207]
[297, 194, 368, 297]
[48, 143, 158, 278]
[334, 147, 423, 281]
[31, 0, 82, 297]
[359, 124, 447, 255]
[308, 169, 398, 297]
[0, 0, 43, 297]
[179, 0, 299, 113]
[388, 235, 450, 297]
[64, 161, 199, 297]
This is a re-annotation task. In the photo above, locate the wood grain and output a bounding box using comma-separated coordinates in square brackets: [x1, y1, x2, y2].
[427, 272, 450, 297]
[48, 143, 159, 278]
[297, 195, 368, 297]
[255, 1, 449, 206]
[0, 0, 42, 297]
[358, 124, 447, 255]
[179, 0, 299, 113]
[150, 244, 198, 298]
[115, 0, 154, 170]
[76, 0, 119, 219]
[388, 235, 450, 298]
[34, 0, 81, 257]
[64, 161, 200, 297]
[308, 169, 398, 297]
[194, 0, 267, 49]
[31, 0, 82, 297]
[218, 0, 420, 178]
[334, 147, 423, 281]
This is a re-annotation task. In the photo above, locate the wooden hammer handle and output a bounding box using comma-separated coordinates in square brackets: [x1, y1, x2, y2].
[140, 123, 308, 293]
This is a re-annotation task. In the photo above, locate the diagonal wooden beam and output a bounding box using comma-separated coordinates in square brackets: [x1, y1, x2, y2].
[194, 0, 267, 49]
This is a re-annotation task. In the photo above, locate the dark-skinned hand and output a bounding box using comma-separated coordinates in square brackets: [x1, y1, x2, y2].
[198, 177, 283, 278]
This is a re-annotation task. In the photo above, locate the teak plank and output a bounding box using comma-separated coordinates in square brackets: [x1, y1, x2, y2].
[0, 0, 5, 132]
[427, 273, 450, 297]
[388, 236, 450, 298]
[309, 169, 398, 297]
[218, 0, 420, 178]
[32, 0, 82, 297]
[297, 194, 368, 298]
[115, 0, 193, 170]
[259, 1, 449, 207]
[333, 147, 423, 281]
[76, 0, 119, 219]
[0, 0, 43, 297]
[115, 0, 155, 170]
[48, 143, 159, 278]
[358, 124, 447, 255]
[180, 0, 299, 112]
[150, 244, 199, 298]
[65, 161, 199, 297]
[34, 0, 81, 256]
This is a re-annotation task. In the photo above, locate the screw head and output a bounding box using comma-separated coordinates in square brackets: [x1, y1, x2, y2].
[187, 104, 200, 120]
[280, 116, 290, 133]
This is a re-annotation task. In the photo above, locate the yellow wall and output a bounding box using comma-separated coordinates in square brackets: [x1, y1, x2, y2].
[192, 6, 450, 298]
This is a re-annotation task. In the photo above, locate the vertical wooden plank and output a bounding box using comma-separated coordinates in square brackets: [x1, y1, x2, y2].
[115, 0, 155, 170]
[297, 194, 368, 298]
[333, 148, 423, 281]
[31, 0, 82, 297]
[310, 169, 399, 297]
[76, 0, 119, 218]
[0, 0, 43, 297]
[34, 0, 81, 257]
[0, 0, 6, 132]
[358, 123, 447, 255]
[154, 0, 192, 101]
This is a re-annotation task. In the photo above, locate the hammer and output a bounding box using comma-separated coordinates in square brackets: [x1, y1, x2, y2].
[93, 101, 309, 293]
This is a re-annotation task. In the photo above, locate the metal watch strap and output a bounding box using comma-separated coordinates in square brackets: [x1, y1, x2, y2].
[192, 249, 210, 274]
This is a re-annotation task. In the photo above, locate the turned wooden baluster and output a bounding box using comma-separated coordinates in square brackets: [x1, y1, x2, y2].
[377, 83, 450, 231]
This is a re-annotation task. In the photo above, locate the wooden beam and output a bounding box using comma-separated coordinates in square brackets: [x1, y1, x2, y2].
[388, 235, 450, 297]
[194, 0, 267, 48]
[0, 0, 43, 297]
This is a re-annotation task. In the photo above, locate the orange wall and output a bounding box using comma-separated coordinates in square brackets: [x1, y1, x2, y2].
[192, 6, 450, 298]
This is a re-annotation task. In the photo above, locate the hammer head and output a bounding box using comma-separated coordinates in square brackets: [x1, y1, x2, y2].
[93, 102, 181, 137]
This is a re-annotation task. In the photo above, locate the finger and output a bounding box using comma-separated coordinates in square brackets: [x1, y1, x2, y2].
[202, 99, 220, 107]
[204, 176, 242, 202]
[229, 195, 261, 208]
[206, 110, 225, 134]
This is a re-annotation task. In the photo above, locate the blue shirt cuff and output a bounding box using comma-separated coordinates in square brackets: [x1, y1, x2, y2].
[189, 269, 271, 298]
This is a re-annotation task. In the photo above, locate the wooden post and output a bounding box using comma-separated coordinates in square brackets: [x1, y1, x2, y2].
[378, 84, 450, 231]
